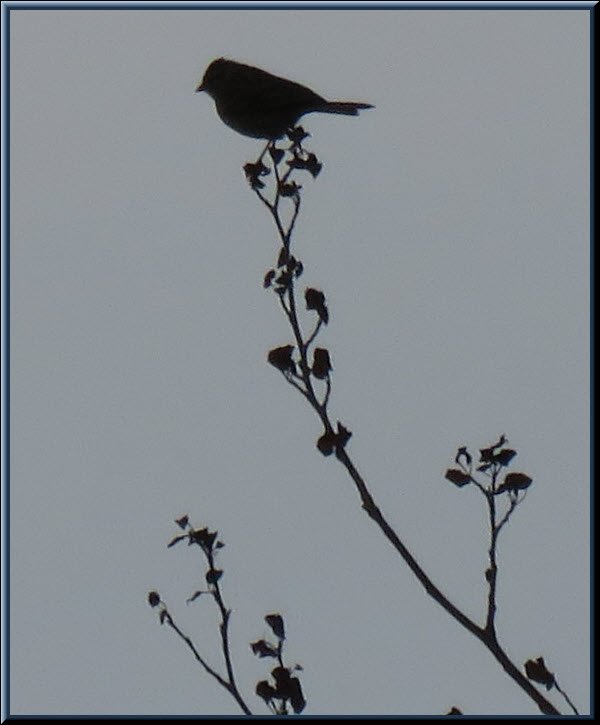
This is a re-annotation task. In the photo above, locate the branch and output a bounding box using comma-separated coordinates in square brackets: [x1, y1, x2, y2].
[256, 136, 563, 716]
[148, 520, 252, 715]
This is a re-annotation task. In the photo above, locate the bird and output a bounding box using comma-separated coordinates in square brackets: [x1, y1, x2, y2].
[196, 58, 373, 140]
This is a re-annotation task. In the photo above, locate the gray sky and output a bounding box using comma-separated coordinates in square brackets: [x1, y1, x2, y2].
[7, 3, 590, 717]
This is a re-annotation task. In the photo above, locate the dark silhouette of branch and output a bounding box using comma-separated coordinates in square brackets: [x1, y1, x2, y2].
[147, 518, 251, 714]
[253, 131, 578, 716]
[252, 614, 306, 715]
[148, 517, 306, 715]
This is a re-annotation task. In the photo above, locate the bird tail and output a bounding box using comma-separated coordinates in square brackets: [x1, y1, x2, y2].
[321, 101, 374, 116]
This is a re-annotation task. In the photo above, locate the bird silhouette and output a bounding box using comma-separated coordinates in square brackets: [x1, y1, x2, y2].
[196, 58, 373, 140]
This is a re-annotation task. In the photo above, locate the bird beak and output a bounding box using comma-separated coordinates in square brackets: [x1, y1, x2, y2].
[195, 82, 205, 93]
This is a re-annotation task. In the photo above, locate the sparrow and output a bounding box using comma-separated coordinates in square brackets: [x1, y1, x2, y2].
[196, 58, 373, 140]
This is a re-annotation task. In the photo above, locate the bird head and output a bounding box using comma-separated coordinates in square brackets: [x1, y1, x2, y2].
[195, 57, 230, 96]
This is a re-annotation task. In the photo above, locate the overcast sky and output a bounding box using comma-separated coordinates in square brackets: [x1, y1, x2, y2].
[6, 2, 591, 717]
